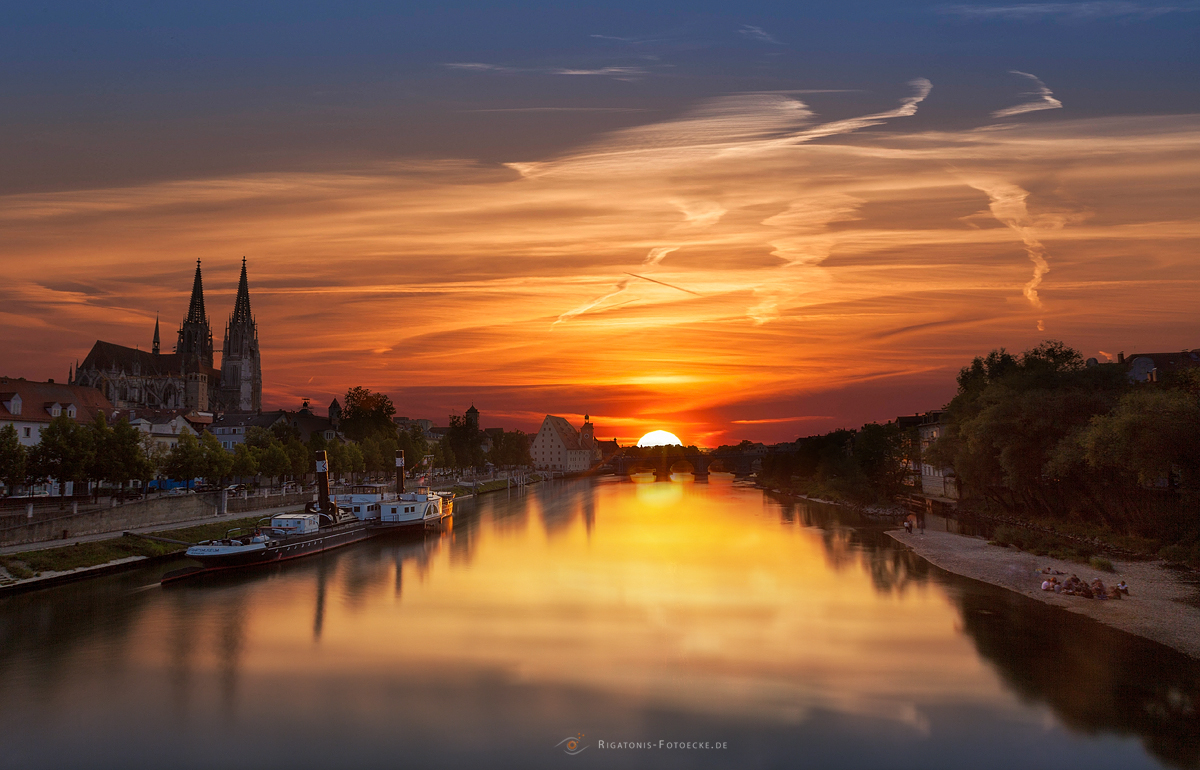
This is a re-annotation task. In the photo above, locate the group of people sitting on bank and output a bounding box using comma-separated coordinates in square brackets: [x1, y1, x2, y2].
[1040, 571, 1129, 600]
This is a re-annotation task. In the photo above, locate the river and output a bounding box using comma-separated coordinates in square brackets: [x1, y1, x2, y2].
[0, 479, 1197, 769]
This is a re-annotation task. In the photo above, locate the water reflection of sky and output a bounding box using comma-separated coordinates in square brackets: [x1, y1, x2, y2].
[0, 481, 1195, 769]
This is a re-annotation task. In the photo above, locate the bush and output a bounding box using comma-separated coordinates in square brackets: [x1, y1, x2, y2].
[1089, 556, 1115, 572]
[1159, 543, 1200, 567]
[989, 524, 1096, 563]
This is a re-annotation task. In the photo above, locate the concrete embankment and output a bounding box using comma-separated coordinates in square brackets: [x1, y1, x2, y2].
[0, 492, 313, 548]
[889, 528, 1200, 660]
[0, 503, 304, 594]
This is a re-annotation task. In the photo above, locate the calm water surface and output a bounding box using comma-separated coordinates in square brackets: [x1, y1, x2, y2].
[1, 480, 1198, 769]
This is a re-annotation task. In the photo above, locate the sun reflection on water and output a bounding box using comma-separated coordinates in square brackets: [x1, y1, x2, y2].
[0, 481, 1196, 769]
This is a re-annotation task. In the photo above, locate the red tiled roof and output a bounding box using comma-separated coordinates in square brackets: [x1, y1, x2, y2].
[0, 377, 113, 424]
[542, 415, 582, 450]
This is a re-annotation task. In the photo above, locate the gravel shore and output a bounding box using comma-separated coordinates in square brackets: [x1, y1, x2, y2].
[889, 528, 1200, 659]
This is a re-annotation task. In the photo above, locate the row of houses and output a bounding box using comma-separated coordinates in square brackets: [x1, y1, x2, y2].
[1, 377, 343, 455]
[1, 376, 622, 477]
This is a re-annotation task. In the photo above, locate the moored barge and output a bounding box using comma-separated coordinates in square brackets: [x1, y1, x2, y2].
[162, 449, 372, 583]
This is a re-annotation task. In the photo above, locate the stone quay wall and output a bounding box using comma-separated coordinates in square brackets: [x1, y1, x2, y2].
[0, 491, 314, 548]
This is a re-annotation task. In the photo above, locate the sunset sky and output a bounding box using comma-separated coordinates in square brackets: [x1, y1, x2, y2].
[2, 1, 1198, 445]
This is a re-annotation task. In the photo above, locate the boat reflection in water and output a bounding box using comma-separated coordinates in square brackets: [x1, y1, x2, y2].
[0, 482, 1196, 770]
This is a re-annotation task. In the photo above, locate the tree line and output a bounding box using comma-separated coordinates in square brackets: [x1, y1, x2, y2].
[928, 341, 1200, 559]
[0, 385, 535, 496]
[759, 423, 913, 505]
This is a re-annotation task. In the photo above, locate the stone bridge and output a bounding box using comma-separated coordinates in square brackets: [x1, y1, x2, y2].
[606, 450, 763, 480]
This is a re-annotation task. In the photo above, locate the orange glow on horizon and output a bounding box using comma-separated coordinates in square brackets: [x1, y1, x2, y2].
[2, 104, 1199, 442]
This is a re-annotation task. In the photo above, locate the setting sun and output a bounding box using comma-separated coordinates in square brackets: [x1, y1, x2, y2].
[637, 430, 683, 448]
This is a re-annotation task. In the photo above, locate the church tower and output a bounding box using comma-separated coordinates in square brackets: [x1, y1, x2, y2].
[176, 259, 214, 371]
[218, 258, 263, 412]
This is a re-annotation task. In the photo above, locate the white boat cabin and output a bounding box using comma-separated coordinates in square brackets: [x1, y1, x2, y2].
[382, 487, 447, 525]
[333, 484, 391, 520]
[270, 514, 319, 534]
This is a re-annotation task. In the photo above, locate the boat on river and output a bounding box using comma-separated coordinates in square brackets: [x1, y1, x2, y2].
[372, 451, 452, 532]
[162, 449, 373, 583]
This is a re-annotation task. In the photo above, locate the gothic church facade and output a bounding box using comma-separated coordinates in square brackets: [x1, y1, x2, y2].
[71, 259, 262, 412]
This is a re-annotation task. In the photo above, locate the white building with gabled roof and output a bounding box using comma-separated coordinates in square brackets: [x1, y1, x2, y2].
[530, 414, 602, 472]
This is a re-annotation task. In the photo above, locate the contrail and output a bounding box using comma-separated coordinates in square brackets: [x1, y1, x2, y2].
[554, 245, 685, 326]
[993, 70, 1063, 118]
[968, 180, 1050, 329]
[624, 272, 701, 295]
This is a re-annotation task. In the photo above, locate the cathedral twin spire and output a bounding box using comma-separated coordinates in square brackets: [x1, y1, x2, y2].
[173, 259, 258, 407]
[185, 258, 207, 325]
[176, 259, 214, 371]
[231, 256, 253, 325]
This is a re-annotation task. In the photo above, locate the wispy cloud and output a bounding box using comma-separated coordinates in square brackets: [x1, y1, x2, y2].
[965, 179, 1052, 329]
[992, 70, 1063, 118]
[739, 24, 782, 44]
[463, 107, 649, 113]
[550, 66, 645, 76]
[444, 62, 518, 73]
[443, 63, 645, 78]
[939, 2, 1197, 19]
[5, 96, 1200, 443]
[554, 246, 684, 326]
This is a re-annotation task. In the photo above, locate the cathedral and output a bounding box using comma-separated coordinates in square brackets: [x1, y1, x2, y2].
[71, 259, 262, 412]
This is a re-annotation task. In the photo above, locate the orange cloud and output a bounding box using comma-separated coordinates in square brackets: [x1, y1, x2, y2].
[2, 99, 1198, 443]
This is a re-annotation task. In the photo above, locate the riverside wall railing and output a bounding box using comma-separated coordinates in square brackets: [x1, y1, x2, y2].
[0, 489, 317, 548]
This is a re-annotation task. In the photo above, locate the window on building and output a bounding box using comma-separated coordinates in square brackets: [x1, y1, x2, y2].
[23, 427, 31, 438]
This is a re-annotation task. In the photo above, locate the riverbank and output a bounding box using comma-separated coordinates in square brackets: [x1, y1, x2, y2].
[889, 528, 1200, 659]
[0, 512, 279, 594]
[762, 486, 906, 519]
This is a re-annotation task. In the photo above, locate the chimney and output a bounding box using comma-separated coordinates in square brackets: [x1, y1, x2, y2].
[396, 450, 405, 496]
[1117, 352, 1125, 363]
[314, 450, 332, 514]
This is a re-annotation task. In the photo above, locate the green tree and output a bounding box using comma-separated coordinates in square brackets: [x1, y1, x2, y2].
[931, 340, 1126, 517]
[325, 440, 347, 478]
[343, 443, 365, 480]
[244, 426, 276, 451]
[0, 424, 27, 495]
[271, 420, 301, 443]
[341, 386, 398, 442]
[397, 425, 429, 471]
[87, 412, 116, 495]
[256, 443, 291, 488]
[307, 430, 328, 459]
[163, 432, 206, 488]
[142, 434, 169, 484]
[360, 436, 386, 474]
[285, 438, 309, 479]
[447, 413, 484, 469]
[110, 417, 153, 486]
[1079, 389, 1200, 491]
[231, 443, 259, 479]
[854, 422, 906, 498]
[200, 432, 233, 485]
[29, 414, 95, 495]
[434, 435, 455, 470]
[490, 430, 532, 468]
